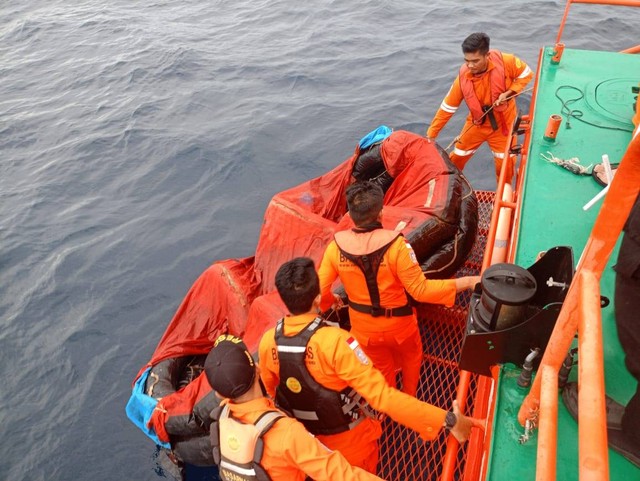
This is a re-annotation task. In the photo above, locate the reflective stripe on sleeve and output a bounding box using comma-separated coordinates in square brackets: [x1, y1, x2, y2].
[517, 65, 532, 79]
[440, 101, 458, 113]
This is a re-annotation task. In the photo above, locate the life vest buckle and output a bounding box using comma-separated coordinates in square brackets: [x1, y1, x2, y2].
[370, 306, 393, 318]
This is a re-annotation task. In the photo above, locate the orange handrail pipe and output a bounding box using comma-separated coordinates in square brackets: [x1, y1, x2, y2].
[508, 50, 544, 255]
[536, 365, 559, 481]
[577, 270, 609, 480]
[535, 271, 610, 480]
[439, 369, 473, 480]
[440, 112, 527, 481]
[518, 133, 640, 425]
[489, 183, 514, 266]
[556, 0, 640, 45]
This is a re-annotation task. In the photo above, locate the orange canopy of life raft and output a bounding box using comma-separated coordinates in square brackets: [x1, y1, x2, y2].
[134, 129, 478, 448]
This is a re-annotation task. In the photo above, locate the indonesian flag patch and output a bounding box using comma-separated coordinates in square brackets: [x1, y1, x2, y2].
[406, 242, 418, 264]
[347, 336, 369, 365]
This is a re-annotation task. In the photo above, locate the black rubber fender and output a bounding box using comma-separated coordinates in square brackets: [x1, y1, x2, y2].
[421, 176, 478, 279]
[352, 143, 385, 181]
[146, 355, 219, 466]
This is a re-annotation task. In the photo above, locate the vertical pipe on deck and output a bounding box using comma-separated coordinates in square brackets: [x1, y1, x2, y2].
[578, 271, 609, 481]
[536, 365, 558, 481]
[555, 0, 574, 45]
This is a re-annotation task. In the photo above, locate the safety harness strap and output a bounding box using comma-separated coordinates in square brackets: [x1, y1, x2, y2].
[348, 300, 413, 318]
[252, 410, 286, 465]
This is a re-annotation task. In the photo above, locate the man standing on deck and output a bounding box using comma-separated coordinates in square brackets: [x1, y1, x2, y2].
[426, 32, 532, 180]
[258, 257, 483, 473]
[317, 181, 479, 397]
[609, 192, 640, 466]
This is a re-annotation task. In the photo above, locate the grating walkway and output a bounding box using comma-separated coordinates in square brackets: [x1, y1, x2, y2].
[376, 190, 494, 480]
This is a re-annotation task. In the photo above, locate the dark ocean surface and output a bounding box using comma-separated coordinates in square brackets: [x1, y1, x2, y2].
[2, 1, 639, 480]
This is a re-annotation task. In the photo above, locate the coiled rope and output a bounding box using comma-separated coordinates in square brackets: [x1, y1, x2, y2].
[555, 85, 634, 132]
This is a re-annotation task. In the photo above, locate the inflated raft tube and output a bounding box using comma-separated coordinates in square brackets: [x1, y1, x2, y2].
[420, 173, 478, 278]
[146, 355, 219, 466]
[352, 143, 395, 193]
[351, 135, 478, 279]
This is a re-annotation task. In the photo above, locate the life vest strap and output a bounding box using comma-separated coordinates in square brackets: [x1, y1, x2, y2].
[348, 301, 413, 318]
[482, 105, 499, 131]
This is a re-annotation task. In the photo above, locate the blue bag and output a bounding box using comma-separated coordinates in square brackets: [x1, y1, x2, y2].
[125, 367, 171, 448]
[358, 125, 392, 150]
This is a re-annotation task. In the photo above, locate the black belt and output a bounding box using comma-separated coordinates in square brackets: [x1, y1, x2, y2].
[348, 301, 413, 318]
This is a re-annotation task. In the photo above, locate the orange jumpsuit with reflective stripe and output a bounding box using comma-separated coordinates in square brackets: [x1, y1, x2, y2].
[426, 50, 532, 180]
[318, 231, 457, 396]
[258, 312, 448, 473]
[223, 397, 384, 481]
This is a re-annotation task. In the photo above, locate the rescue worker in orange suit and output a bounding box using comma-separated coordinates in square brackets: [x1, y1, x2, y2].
[258, 257, 483, 473]
[426, 32, 533, 180]
[204, 335, 385, 481]
[317, 181, 480, 397]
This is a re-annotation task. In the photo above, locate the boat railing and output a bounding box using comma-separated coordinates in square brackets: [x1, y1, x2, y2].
[448, 97, 640, 481]
[519, 2, 640, 480]
[555, 0, 640, 53]
[519, 129, 639, 481]
[444, 2, 639, 476]
[440, 105, 531, 481]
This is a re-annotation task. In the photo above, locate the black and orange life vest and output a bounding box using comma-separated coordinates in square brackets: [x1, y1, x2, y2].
[334, 229, 413, 317]
[274, 317, 371, 435]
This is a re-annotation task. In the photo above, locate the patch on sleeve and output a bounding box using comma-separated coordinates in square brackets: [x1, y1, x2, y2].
[346, 336, 369, 365]
[405, 242, 418, 264]
[515, 57, 522, 68]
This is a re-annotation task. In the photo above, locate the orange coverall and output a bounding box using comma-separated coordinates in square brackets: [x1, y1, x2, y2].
[427, 51, 532, 179]
[222, 397, 384, 481]
[318, 231, 458, 396]
[258, 311, 448, 473]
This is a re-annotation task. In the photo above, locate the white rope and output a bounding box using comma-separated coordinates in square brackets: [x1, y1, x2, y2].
[540, 151, 592, 175]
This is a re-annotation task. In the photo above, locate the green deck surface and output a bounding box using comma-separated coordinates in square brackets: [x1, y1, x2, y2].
[485, 46, 640, 480]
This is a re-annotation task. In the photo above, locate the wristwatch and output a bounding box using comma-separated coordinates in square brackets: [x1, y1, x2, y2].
[444, 411, 457, 431]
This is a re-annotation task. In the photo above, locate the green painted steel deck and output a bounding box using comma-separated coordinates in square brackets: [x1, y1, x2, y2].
[485, 46, 640, 480]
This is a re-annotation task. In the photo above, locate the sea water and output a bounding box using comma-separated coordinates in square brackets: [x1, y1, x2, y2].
[1, 1, 638, 480]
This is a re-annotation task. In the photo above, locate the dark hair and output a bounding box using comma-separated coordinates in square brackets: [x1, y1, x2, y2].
[462, 32, 490, 55]
[346, 181, 384, 226]
[275, 257, 320, 315]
